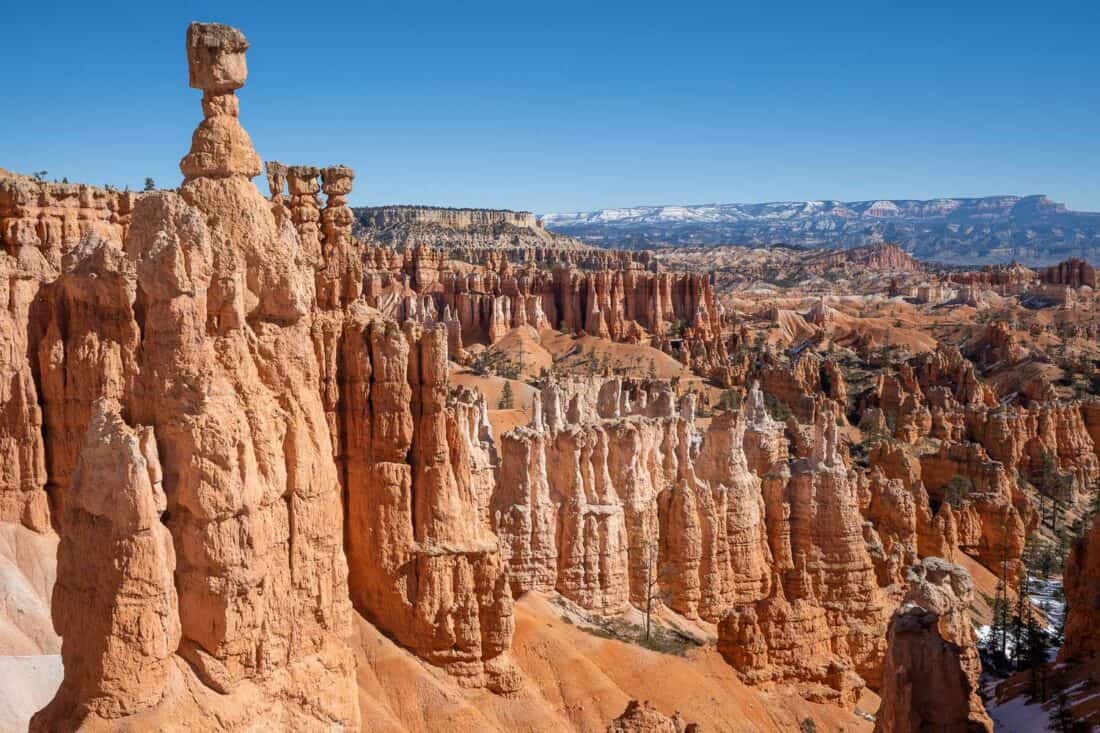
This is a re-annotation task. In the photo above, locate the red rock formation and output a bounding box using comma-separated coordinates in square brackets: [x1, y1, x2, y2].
[31, 399, 178, 730]
[342, 319, 517, 691]
[948, 262, 1035, 296]
[719, 404, 886, 700]
[0, 172, 134, 268]
[919, 442, 1027, 582]
[1061, 516, 1100, 662]
[0, 172, 135, 532]
[607, 700, 698, 733]
[1041, 257, 1096, 289]
[806, 243, 922, 274]
[491, 379, 773, 623]
[31, 22, 360, 729]
[913, 343, 996, 407]
[874, 558, 993, 733]
[967, 322, 1029, 370]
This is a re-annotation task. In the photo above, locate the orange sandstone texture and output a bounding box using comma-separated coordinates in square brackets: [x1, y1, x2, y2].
[607, 700, 699, 733]
[873, 558, 992, 733]
[31, 399, 178, 730]
[29, 22, 360, 729]
[1061, 516, 1100, 662]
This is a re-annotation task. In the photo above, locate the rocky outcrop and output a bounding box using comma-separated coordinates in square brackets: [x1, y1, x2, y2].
[0, 171, 136, 532]
[31, 400, 178, 730]
[1061, 516, 1100, 662]
[448, 244, 655, 272]
[806, 243, 922, 273]
[758, 354, 846, 422]
[491, 379, 774, 623]
[919, 442, 1027, 581]
[948, 263, 1036, 295]
[1041, 257, 1096, 289]
[0, 172, 134, 268]
[342, 319, 517, 691]
[607, 700, 698, 733]
[720, 404, 887, 700]
[874, 558, 993, 733]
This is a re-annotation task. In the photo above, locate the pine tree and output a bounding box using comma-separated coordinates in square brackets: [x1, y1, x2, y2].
[498, 381, 515, 410]
[1024, 614, 1050, 701]
[1011, 567, 1030, 668]
[989, 576, 1012, 666]
[945, 474, 972, 509]
[144, 177, 156, 191]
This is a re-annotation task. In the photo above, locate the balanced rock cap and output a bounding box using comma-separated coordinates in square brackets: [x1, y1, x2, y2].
[186, 22, 249, 93]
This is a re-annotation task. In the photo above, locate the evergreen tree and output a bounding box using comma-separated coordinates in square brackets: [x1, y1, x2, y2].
[989, 576, 1012, 665]
[144, 177, 156, 191]
[1035, 450, 1059, 516]
[1023, 614, 1050, 700]
[1011, 567, 1031, 668]
[945, 474, 973, 509]
[498, 381, 515, 410]
[1051, 683, 1077, 732]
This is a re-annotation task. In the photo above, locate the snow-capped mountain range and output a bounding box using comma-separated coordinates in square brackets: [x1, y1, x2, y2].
[540, 196, 1100, 266]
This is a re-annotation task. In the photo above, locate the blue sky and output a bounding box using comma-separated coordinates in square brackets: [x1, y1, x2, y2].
[2, 0, 1098, 212]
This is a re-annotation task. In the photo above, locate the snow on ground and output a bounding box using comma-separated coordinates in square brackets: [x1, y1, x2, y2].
[1028, 577, 1066, 637]
[987, 691, 1055, 732]
[0, 654, 62, 731]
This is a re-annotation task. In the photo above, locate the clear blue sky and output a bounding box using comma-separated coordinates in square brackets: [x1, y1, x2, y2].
[2, 0, 1098, 212]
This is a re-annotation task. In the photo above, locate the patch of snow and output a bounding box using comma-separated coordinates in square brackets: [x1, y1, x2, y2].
[987, 692, 1054, 732]
[0, 654, 62, 731]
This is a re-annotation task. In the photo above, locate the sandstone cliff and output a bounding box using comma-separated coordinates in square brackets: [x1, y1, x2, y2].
[355, 205, 587, 251]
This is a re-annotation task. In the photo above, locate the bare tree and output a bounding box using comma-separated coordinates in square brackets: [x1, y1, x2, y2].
[644, 537, 659, 641]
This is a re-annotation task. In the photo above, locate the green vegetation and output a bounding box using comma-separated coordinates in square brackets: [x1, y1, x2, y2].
[944, 474, 973, 509]
[763, 393, 792, 422]
[716, 389, 741, 411]
[498, 381, 515, 410]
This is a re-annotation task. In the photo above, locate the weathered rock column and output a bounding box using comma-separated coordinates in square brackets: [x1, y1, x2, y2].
[31, 399, 179, 730]
[874, 558, 993, 733]
[318, 165, 361, 307]
[286, 165, 322, 265]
